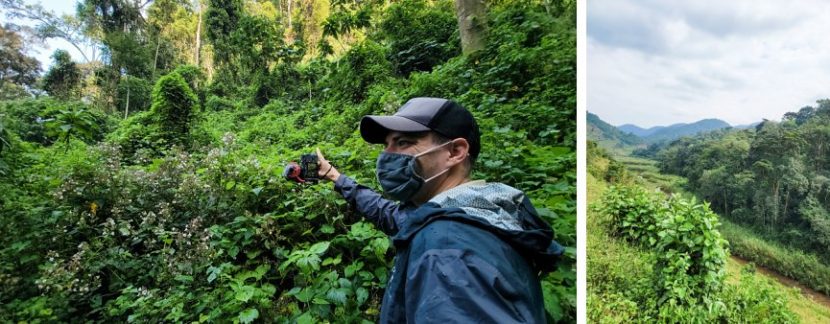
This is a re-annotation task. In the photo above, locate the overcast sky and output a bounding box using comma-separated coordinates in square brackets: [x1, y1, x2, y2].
[588, 0, 830, 128]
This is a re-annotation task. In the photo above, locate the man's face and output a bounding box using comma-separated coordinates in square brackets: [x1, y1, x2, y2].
[383, 131, 449, 180]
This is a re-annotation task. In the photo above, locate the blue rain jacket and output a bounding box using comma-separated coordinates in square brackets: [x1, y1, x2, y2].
[334, 175, 563, 323]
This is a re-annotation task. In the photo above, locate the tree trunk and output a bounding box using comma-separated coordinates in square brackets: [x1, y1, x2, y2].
[288, 0, 292, 27]
[153, 38, 161, 77]
[454, 0, 487, 54]
[124, 85, 130, 119]
[195, 0, 203, 67]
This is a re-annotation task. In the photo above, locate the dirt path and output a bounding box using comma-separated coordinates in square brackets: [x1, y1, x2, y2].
[731, 255, 830, 309]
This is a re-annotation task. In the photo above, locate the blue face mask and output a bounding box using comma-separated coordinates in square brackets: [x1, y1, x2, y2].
[376, 142, 452, 202]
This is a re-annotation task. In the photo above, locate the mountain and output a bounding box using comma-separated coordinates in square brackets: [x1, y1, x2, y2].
[588, 112, 643, 148]
[642, 118, 731, 143]
[733, 122, 761, 130]
[617, 124, 665, 137]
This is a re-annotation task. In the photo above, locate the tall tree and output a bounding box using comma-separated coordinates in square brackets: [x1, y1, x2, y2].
[454, 0, 487, 54]
[42, 50, 82, 99]
[0, 24, 41, 99]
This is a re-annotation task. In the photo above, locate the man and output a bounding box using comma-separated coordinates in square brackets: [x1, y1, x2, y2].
[316, 97, 562, 323]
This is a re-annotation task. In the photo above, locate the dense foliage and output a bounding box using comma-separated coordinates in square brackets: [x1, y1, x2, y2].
[655, 101, 830, 295]
[597, 185, 728, 305]
[0, 0, 575, 322]
[587, 142, 797, 323]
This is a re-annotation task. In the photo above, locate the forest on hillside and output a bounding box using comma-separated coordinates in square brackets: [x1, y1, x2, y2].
[654, 101, 830, 296]
[0, 0, 576, 322]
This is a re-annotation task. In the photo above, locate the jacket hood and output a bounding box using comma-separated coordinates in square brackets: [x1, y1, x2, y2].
[392, 181, 563, 272]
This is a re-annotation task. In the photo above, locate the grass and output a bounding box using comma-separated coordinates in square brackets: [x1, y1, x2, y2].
[725, 258, 830, 323]
[613, 155, 687, 194]
[720, 220, 830, 296]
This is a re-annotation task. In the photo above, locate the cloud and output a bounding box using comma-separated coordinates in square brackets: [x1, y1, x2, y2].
[588, 0, 830, 127]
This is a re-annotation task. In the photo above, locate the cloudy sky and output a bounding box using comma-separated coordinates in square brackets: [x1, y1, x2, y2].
[588, 0, 830, 128]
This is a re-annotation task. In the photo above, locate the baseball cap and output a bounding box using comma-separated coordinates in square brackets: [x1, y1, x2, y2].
[360, 97, 481, 160]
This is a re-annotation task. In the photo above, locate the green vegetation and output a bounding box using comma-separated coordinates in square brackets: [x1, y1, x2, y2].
[721, 220, 830, 295]
[588, 142, 803, 323]
[587, 112, 643, 150]
[656, 102, 830, 296]
[0, 0, 575, 322]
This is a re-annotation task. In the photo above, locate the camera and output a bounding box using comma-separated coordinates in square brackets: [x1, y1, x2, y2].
[283, 153, 320, 183]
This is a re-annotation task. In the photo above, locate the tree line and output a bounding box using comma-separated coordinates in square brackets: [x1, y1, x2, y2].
[655, 101, 830, 262]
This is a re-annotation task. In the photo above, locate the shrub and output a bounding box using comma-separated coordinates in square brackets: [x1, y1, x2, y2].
[717, 265, 797, 323]
[172, 65, 205, 92]
[321, 41, 392, 103]
[150, 71, 199, 146]
[379, 0, 459, 76]
[106, 111, 167, 161]
[205, 95, 239, 111]
[0, 98, 110, 146]
[597, 185, 728, 304]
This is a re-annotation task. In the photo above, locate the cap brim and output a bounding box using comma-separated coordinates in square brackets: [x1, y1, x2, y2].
[360, 115, 431, 144]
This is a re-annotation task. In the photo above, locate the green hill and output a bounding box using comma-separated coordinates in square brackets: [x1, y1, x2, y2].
[587, 112, 643, 149]
[642, 118, 731, 143]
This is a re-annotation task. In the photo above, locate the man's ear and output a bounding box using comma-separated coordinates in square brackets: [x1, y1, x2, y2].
[448, 138, 470, 166]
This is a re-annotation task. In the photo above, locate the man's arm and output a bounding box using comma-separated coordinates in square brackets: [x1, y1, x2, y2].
[333, 174, 404, 235]
[316, 148, 403, 235]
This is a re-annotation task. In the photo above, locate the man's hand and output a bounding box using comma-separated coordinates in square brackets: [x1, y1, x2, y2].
[316, 148, 341, 182]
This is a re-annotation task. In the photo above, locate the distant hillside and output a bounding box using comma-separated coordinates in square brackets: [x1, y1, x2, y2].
[643, 118, 731, 142]
[733, 122, 761, 130]
[618, 124, 665, 137]
[588, 112, 643, 148]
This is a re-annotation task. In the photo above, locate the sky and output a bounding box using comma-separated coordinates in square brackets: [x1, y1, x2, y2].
[588, 0, 830, 128]
[4, 1, 92, 70]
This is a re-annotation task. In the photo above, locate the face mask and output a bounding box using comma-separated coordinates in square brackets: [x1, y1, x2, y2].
[376, 141, 453, 202]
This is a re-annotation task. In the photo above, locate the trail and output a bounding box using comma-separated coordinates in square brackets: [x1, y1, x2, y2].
[731, 254, 830, 309]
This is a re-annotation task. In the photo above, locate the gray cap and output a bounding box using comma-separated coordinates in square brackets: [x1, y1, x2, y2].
[360, 97, 481, 159]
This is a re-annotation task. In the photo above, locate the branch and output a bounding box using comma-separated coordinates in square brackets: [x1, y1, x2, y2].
[1, 0, 97, 63]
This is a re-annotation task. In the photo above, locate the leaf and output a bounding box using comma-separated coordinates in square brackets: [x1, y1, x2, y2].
[260, 283, 276, 296]
[296, 312, 314, 324]
[308, 241, 330, 255]
[356, 287, 368, 306]
[206, 266, 220, 283]
[251, 187, 263, 196]
[234, 286, 256, 302]
[225, 181, 236, 190]
[294, 287, 313, 302]
[326, 288, 348, 305]
[238, 308, 258, 324]
[345, 261, 363, 277]
[312, 297, 330, 305]
[322, 255, 341, 266]
[320, 224, 335, 234]
[253, 264, 270, 280]
[174, 274, 193, 283]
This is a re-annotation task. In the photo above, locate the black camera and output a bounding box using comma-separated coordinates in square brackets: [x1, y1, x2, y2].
[283, 153, 320, 183]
